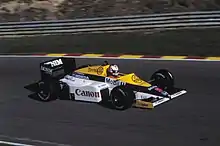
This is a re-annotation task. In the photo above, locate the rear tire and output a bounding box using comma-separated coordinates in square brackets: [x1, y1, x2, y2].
[110, 86, 134, 110]
[37, 80, 60, 101]
[150, 69, 174, 90]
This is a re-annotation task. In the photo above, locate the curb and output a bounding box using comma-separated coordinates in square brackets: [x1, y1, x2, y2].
[1, 53, 220, 61]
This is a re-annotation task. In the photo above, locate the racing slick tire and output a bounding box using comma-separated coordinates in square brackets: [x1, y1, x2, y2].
[150, 69, 174, 90]
[110, 86, 135, 110]
[37, 80, 61, 102]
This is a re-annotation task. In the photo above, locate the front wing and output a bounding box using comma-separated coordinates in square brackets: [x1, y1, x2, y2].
[133, 88, 187, 109]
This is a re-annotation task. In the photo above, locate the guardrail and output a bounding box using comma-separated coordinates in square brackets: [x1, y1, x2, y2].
[1, 11, 220, 37]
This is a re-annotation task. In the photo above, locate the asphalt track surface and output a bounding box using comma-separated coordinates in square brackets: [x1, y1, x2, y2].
[0, 57, 220, 146]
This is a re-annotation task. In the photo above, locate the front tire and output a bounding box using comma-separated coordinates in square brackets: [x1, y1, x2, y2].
[110, 86, 134, 110]
[150, 69, 174, 90]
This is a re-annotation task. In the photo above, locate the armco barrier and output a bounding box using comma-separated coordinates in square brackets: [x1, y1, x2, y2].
[1, 11, 220, 37]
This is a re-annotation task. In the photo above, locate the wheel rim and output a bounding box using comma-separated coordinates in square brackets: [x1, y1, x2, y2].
[111, 90, 125, 109]
[38, 91, 51, 101]
[38, 82, 51, 101]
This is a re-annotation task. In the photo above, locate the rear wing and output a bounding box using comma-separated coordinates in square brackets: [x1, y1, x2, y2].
[40, 57, 76, 80]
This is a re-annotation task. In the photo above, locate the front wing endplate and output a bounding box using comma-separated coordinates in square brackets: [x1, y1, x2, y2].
[133, 89, 187, 109]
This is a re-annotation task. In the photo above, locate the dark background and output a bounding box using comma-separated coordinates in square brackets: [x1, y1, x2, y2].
[0, 0, 219, 22]
[0, 0, 219, 56]
[0, 28, 220, 56]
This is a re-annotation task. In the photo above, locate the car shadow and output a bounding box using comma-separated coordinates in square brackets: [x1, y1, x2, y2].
[24, 82, 57, 102]
[26, 93, 117, 110]
[97, 102, 116, 110]
[25, 83, 43, 102]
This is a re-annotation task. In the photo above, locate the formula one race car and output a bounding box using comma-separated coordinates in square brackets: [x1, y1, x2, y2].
[25, 57, 187, 110]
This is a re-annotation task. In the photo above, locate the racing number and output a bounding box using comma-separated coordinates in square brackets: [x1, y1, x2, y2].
[44, 59, 63, 67]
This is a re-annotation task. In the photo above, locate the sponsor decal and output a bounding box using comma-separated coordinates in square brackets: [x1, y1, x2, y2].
[140, 95, 148, 99]
[40, 66, 53, 74]
[155, 87, 168, 96]
[72, 73, 89, 79]
[105, 77, 126, 86]
[137, 102, 148, 107]
[65, 75, 76, 81]
[148, 86, 168, 96]
[88, 67, 104, 75]
[131, 75, 143, 83]
[172, 91, 184, 97]
[98, 84, 107, 88]
[155, 87, 163, 92]
[88, 67, 97, 72]
[153, 98, 166, 105]
[44, 59, 63, 67]
[75, 89, 100, 98]
[97, 67, 104, 75]
[161, 91, 169, 96]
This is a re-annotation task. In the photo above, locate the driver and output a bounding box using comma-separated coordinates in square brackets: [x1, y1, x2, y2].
[107, 64, 120, 78]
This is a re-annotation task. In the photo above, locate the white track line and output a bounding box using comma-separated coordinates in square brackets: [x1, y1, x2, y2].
[0, 55, 219, 61]
[0, 135, 72, 146]
[0, 140, 33, 146]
